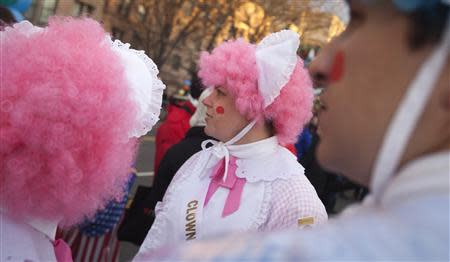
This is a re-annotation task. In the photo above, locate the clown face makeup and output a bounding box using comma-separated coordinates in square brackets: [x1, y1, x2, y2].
[203, 87, 249, 142]
[310, 1, 450, 188]
[329, 50, 345, 83]
[215, 106, 225, 114]
[198, 31, 313, 146]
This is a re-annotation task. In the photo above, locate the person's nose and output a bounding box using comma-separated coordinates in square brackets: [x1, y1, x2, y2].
[309, 52, 331, 88]
[202, 92, 213, 108]
[309, 46, 334, 89]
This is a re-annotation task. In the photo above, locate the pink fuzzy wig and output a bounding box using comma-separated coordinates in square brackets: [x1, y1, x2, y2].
[0, 17, 138, 226]
[198, 38, 313, 145]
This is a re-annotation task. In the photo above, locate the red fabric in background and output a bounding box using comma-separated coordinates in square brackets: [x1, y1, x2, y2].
[285, 144, 297, 156]
[154, 101, 195, 173]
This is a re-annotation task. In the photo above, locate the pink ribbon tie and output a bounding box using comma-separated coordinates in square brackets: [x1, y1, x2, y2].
[204, 156, 247, 217]
[53, 238, 73, 262]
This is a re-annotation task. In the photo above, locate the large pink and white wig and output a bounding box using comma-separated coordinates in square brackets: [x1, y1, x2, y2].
[198, 38, 313, 145]
[0, 17, 149, 226]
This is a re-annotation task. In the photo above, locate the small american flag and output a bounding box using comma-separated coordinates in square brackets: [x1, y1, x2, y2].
[58, 172, 136, 262]
[58, 221, 122, 262]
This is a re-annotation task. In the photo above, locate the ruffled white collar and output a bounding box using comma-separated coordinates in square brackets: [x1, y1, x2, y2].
[227, 136, 279, 158]
[201, 136, 303, 183]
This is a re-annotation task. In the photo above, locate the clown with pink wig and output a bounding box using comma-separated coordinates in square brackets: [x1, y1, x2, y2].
[136, 30, 327, 258]
[0, 17, 165, 261]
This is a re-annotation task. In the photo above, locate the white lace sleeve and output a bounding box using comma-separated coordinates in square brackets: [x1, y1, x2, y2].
[260, 174, 328, 231]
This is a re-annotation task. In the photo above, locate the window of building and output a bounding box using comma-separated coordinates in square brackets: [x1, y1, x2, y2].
[24, 0, 38, 21]
[137, 4, 147, 22]
[72, 1, 96, 17]
[172, 55, 181, 71]
[117, 0, 131, 17]
[103, 0, 113, 13]
[112, 27, 124, 40]
[132, 31, 143, 49]
[39, 0, 58, 24]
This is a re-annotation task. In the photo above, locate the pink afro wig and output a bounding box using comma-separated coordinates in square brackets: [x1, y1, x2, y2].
[0, 17, 138, 226]
[198, 39, 313, 145]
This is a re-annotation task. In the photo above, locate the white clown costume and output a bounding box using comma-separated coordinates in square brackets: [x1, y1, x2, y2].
[136, 30, 327, 258]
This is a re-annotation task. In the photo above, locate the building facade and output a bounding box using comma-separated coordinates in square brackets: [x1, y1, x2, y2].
[25, 0, 104, 25]
[24, 0, 346, 95]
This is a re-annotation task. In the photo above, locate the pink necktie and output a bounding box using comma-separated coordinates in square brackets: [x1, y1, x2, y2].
[204, 156, 247, 217]
[53, 239, 73, 262]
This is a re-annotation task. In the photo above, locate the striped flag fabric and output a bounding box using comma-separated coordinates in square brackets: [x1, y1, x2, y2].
[59, 223, 122, 262]
[57, 172, 136, 261]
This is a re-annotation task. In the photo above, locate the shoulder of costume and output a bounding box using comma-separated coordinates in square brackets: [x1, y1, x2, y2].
[235, 145, 304, 183]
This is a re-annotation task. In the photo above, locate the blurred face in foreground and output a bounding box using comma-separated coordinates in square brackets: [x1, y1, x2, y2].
[309, 1, 450, 186]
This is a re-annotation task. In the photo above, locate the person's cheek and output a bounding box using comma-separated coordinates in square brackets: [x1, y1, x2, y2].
[330, 50, 345, 83]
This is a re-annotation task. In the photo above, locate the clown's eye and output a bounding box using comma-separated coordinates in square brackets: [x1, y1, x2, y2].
[216, 88, 226, 96]
[349, 10, 365, 27]
[343, 8, 366, 36]
[339, 1, 367, 38]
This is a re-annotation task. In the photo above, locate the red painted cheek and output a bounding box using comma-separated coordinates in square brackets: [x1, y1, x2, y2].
[215, 106, 225, 114]
[330, 50, 345, 83]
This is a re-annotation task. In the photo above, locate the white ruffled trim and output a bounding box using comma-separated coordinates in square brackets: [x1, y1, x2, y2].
[235, 146, 303, 182]
[109, 39, 165, 138]
[257, 30, 299, 50]
[1, 20, 43, 39]
[256, 30, 299, 108]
